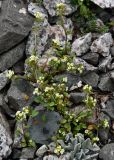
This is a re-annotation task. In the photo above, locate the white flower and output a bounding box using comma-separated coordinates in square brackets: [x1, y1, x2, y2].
[44, 86, 54, 92]
[23, 106, 30, 114]
[29, 55, 38, 62]
[77, 81, 82, 88]
[6, 70, 14, 79]
[62, 77, 67, 83]
[34, 12, 44, 20]
[33, 88, 40, 95]
[103, 119, 109, 128]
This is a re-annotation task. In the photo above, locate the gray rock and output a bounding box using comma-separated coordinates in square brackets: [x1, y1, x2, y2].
[98, 55, 112, 72]
[70, 105, 85, 116]
[43, 155, 59, 160]
[81, 72, 99, 88]
[26, 19, 49, 57]
[91, 0, 114, 8]
[99, 143, 114, 160]
[0, 93, 15, 118]
[111, 46, 114, 57]
[48, 142, 56, 153]
[28, 110, 61, 144]
[110, 70, 114, 80]
[43, 0, 77, 17]
[0, 0, 33, 54]
[13, 59, 24, 75]
[71, 33, 92, 56]
[20, 148, 36, 159]
[98, 112, 110, 143]
[108, 62, 114, 70]
[0, 109, 12, 158]
[102, 100, 114, 119]
[36, 145, 48, 157]
[0, 42, 25, 72]
[98, 73, 114, 92]
[91, 33, 113, 57]
[99, 11, 111, 23]
[7, 79, 34, 111]
[82, 52, 99, 66]
[73, 57, 97, 73]
[28, 2, 48, 18]
[70, 92, 85, 104]
[13, 121, 25, 148]
[53, 73, 81, 89]
[26, 15, 73, 57]
[0, 71, 9, 90]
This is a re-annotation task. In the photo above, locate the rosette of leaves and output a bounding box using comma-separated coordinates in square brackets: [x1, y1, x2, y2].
[47, 133, 100, 160]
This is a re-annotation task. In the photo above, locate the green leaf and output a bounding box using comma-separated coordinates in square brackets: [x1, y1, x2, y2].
[31, 109, 39, 118]
[41, 114, 47, 122]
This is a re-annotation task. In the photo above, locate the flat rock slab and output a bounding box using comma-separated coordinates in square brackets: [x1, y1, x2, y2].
[91, 0, 114, 8]
[0, 0, 33, 54]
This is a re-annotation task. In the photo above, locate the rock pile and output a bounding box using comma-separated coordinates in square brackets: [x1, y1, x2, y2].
[0, 0, 114, 159]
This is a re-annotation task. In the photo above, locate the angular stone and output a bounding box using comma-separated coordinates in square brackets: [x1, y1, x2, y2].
[0, 71, 9, 91]
[26, 19, 49, 57]
[53, 73, 81, 89]
[36, 145, 48, 157]
[20, 148, 36, 159]
[43, 155, 59, 160]
[91, 33, 113, 57]
[99, 11, 111, 23]
[13, 59, 25, 75]
[98, 112, 110, 143]
[70, 92, 85, 104]
[26, 17, 73, 57]
[99, 143, 114, 160]
[110, 46, 114, 57]
[13, 121, 24, 148]
[98, 73, 114, 92]
[28, 111, 61, 144]
[98, 55, 112, 72]
[91, 0, 114, 8]
[81, 72, 99, 88]
[0, 109, 12, 158]
[43, 0, 77, 17]
[82, 52, 99, 66]
[7, 79, 34, 111]
[28, 2, 48, 18]
[71, 33, 92, 56]
[0, 42, 25, 72]
[0, 0, 33, 54]
[73, 57, 97, 73]
[102, 100, 114, 119]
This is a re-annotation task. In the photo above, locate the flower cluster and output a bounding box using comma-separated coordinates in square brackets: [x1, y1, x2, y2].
[16, 106, 30, 121]
[37, 76, 45, 84]
[103, 119, 109, 128]
[56, 3, 66, 15]
[29, 55, 38, 63]
[34, 82, 69, 111]
[84, 96, 97, 109]
[52, 39, 61, 49]
[6, 70, 14, 79]
[34, 11, 44, 21]
[83, 84, 92, 94]
[92, 137, 99, 142]
[54, 145, 65, 155]
[67, 62, 75, 71]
